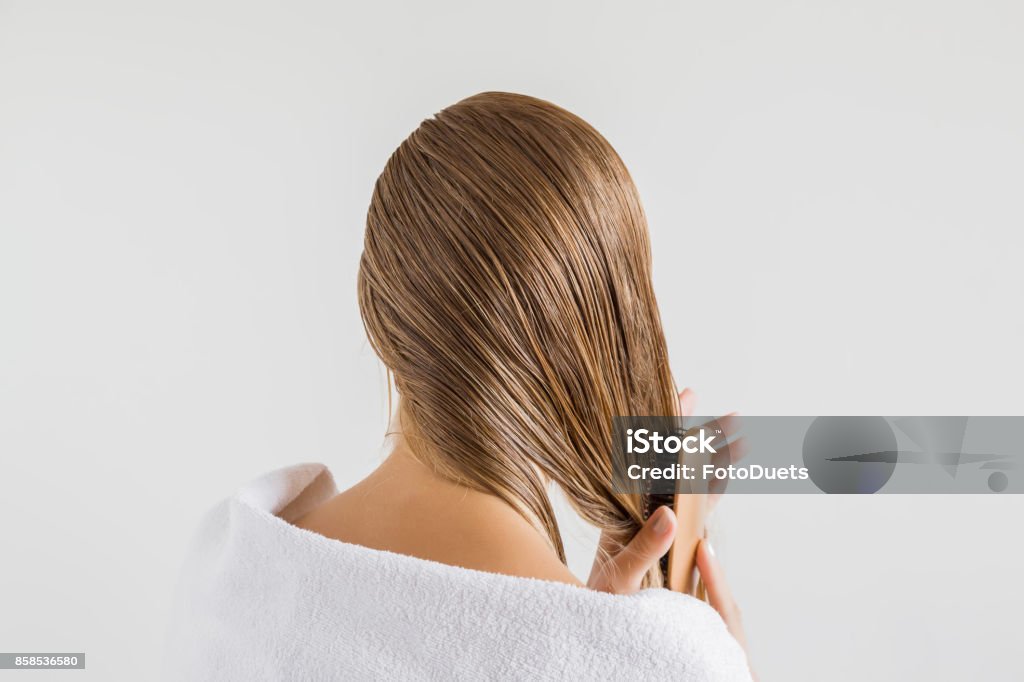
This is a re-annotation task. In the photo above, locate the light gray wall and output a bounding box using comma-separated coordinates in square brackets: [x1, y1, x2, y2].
[1, 1, 1022, 679]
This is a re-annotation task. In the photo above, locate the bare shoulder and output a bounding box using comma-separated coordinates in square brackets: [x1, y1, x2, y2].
[293, 466, 580, 587]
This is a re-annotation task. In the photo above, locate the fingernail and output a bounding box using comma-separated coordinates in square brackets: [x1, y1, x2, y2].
[704, 539, 716, 557]
[653, 507, 670, 534]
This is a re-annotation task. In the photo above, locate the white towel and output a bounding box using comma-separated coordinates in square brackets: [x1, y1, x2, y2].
[164, 464, 753, 681]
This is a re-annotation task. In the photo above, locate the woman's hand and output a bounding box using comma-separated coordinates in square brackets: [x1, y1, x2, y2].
[588, 387, 698, 593]
[697, 538, 757, 680]
[587, 510, 756, 678]
[587, 387, 698, 594]
[587, 387, 756, 676]
[587, 504, 677, 594]
[696, 539, 749, 655]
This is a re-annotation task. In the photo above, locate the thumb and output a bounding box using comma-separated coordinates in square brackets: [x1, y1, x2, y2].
[601, 506, 676, 594]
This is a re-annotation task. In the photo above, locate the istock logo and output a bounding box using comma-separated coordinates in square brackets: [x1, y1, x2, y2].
[625, 428, 718, 455]
[613, 415, 1024, 495]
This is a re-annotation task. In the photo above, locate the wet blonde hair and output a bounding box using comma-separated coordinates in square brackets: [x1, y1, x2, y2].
[358, 92, 676, 586]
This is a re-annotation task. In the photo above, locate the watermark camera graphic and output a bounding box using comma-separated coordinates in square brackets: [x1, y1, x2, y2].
[805, 416, 1015, 494]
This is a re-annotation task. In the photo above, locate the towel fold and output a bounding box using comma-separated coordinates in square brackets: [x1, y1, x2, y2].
[164, 464, 752, 681]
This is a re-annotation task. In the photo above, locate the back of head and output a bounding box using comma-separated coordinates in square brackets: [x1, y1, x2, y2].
[359, 92, 676, 585]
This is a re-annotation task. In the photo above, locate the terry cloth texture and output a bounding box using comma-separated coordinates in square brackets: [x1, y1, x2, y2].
[164, 463, 752, 681]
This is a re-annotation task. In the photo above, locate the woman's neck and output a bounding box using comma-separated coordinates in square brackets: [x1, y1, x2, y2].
[293, 442, 581, 586]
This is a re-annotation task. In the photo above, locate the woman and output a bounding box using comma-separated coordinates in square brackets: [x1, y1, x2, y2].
[165, 92, 754, 681]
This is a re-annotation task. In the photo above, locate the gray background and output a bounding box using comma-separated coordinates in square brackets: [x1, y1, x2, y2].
[1, 1, 1022, 680]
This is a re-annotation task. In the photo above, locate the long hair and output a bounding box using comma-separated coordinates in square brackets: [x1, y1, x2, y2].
[358, 92, 677, 587]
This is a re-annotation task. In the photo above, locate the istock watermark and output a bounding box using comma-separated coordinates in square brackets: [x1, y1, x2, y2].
[611, 416, 1022, 494]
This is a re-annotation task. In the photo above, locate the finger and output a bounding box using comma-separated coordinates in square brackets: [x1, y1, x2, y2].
[696, 539, 739, 625]
[714, 413, 742, 442]
[707, 418, 746, 512]
[698, 542, 755, 678]
[603, 506, 676, 593]
[678, 413, 736, 450]
[677, 388, 696, 417]
[705, 436, 747, 509]
[709, 436, 748, 480]
[726, 436, 749, 463]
